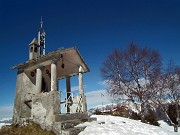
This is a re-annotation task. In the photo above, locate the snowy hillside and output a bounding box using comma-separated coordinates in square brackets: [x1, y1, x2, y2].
[1, 115, 179, 134]
[78, 115, 179, 135]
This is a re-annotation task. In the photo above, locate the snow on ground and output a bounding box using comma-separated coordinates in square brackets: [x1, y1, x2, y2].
[0, 122, 11, 129]
[0, 123, 5, 129]
[159, 120, 175, 133]
[78, 115, 179, 135]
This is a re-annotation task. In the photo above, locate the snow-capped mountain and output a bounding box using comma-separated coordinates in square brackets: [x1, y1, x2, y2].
[88, 100, 140, 114]
[0, 118, 12, 123]
[0, 117, 12, 122]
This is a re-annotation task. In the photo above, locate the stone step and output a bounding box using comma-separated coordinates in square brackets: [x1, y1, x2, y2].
[55, 113, 88, 122]
[53, 121, 86, 135]
[87, 117, 97, 122]
[53, 113, 93, 135]
[61, 126, 86, 135]
[53, 119, 82, 130]
[62, 120, 83, 129]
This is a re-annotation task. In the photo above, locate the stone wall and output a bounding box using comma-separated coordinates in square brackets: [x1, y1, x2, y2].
[13, 70, 36, 123]
[31, 91, 60, 131]
[13, 67, 53, 124]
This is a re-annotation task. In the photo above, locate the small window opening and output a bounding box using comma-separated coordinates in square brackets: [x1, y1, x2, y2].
[30, 47, 33, 52]
[34, 47, 38, 53]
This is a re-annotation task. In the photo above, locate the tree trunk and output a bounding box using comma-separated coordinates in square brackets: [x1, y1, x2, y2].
[174, 125, 178, 132]
[176, 103, 179, 132]
[141, 102, 145, 122]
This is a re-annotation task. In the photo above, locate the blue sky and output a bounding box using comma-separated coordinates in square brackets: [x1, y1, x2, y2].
[0, 0, 180, 118]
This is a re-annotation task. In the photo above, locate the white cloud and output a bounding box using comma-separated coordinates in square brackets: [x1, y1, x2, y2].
[85, 90, 114, 109]
[71, 86, 79, 91]
[97, 80, 111, 87]
[71, 85, 87, 92]
[0, 105, 13, 119]
[61, 85, 87, 92]
[98, 80, 107, 86]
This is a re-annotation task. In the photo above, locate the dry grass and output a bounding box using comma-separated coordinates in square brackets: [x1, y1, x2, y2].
[0, 123, 55, 135]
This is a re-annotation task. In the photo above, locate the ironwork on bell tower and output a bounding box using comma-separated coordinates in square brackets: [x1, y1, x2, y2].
[38, 16, 46, 55]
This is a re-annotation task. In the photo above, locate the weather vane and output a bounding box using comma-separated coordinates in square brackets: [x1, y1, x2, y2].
[40, 16, 43, 29]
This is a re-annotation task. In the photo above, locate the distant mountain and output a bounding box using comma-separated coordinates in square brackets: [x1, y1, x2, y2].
[0, 118, 12, 123]
[88, 100, 141, 115]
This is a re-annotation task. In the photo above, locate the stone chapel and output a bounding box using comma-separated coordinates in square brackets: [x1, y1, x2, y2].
[11, 19, 90, 134]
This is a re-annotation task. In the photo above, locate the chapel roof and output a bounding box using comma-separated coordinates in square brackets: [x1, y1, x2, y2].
[11, 47, 90, 78]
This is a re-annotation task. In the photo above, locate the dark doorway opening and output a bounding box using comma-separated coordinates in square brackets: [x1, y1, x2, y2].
[41, 78, 48, 92]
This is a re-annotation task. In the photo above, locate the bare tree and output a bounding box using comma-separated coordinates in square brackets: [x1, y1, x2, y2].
[154, 60, 180, 132]
[101, 43, 162, 122]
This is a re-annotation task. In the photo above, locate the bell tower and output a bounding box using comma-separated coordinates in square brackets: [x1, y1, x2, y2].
[29, 38, 40, 60]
